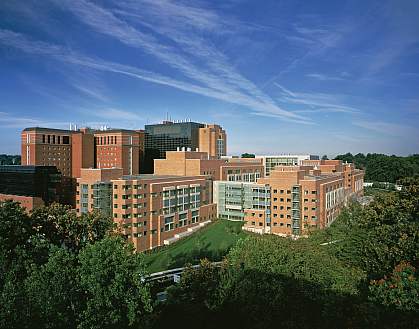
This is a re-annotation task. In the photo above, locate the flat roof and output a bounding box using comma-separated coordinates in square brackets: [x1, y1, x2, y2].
[94, 129, 141, 134]
[118, 174, 206, 181]
[23, 127, 74, 133]
[23, 127, 141, 134]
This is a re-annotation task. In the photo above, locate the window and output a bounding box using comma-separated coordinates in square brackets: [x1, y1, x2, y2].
[114, 194, 118, 199]
[311, 191, 317, 195]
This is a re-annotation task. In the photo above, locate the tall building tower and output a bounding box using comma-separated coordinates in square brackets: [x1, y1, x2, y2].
[21, 128, 77, 178]
[143, 120, 227, 173]
[21, 127, 145, 178]
[143, 120, 205, 173]
[94, 129, 144, 176]
[199, 124, 227, 158]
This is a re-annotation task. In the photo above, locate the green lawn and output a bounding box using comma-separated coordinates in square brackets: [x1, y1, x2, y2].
[144, 220, 247, 273]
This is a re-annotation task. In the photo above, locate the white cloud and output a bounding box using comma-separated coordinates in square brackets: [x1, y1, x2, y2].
[353, 121, 417, 137]
[49, 0, 308, 123]
[0, 28, 311, 124]
[305, 73, 345, 81]
[274, 83, 359, 114]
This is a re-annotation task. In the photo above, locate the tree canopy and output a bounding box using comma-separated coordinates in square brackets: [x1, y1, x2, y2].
[0, 154, 21, 165]
[0, 202, 152, 329]
[334, 153, 419, 183]
[241, 153, 255, 158]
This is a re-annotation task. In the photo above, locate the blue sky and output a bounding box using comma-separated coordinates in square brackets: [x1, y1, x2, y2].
[1, 0, 418, 156]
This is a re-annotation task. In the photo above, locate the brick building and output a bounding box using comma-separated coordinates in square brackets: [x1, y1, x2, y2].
[94, 129, 144, 175]
[76, 168, 124, 217]
[112, 175, 216, 252]
[301, 159, 364, 197]
[198, 124, 227, 158]
[21, 127, 145, 178]
[243, 165, 347, 236]
[255, 154, 320, 176]
[154, 150, 263, 182]
[75, 169, 217, 252]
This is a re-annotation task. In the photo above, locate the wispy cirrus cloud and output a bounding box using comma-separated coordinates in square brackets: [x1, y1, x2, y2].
[0, 29, 310, 124]
[274, 83, 359, 114]
[353, 120, 418, 137]
[48, 0, 308, 123]
[305, 73, 346, 81]
[0, 111, 70, 129]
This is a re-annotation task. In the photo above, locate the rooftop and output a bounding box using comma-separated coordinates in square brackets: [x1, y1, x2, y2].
[118, 174, 206, 181]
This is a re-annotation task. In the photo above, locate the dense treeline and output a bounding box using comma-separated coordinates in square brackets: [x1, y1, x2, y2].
[0, 154, 21, 165]
[0, 203, 151, 329]
[156, 177, 419, 329]
[1, 178, 418, 328]
[335, 152, 419, 183]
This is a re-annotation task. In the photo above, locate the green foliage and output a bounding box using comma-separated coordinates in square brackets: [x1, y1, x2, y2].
[334, 152, 419, 183]
[241, 153, 255, 158]
[0, 201, 32, 264]
[321, 154, 329, 160]
[78, 236, 152, 329]
[25, 247, 82, 329]
[30, 203, 115, 252]
[0, 154, 21, 165]
[0, 201, 152, 329]
[168, 259, 222, 309]
[369, 262, 419, 312]
[330, 184, 419, 279]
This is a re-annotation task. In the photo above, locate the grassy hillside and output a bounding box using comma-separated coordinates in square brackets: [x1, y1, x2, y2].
[144, 220, 246, 273]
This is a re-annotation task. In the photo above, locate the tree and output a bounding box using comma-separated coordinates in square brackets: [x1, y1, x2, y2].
[369, 262, 419, 312]
[334, 153, 419, 183]
[322, 154, 329, 160]
[30, 203, 114, 252]
[0, 201, 32, 265]
[241, 153, 255, 158]
[78, 236, 152, 329]
[25, 247, 83, 329]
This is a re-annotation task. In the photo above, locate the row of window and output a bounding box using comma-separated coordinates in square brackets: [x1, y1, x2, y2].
[41, 134, 70, 145]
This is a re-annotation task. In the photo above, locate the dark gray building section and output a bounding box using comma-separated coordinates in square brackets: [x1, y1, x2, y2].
[142, 121, 204, 173]
[0, 165, 72, 206]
